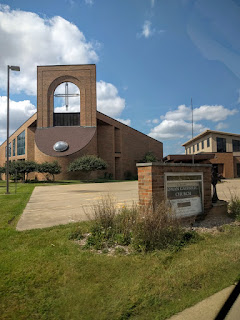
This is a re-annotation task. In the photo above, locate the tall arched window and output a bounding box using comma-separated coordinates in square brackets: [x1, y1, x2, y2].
[53, 82, 80, 126]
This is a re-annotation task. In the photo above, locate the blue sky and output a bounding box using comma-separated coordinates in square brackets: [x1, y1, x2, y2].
[0, 0, 240, 155]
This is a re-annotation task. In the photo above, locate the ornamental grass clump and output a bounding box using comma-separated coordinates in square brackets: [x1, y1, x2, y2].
[82, 197, 198, 253]
[228, 194, 240, 221]
[131, 202, 184, 252]
[85, 196, 117, 249]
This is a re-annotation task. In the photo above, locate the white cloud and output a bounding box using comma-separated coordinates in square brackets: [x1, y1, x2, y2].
[148, 103, 237, 143]
[137, 20, 165, 39]
[0, 5, 98, 95]
[116, 118, 131, 126]
[162, 104, 238, 122]
[0, 96, 36, 144]
[215, 122, 228, 131]
[97, 81, 125, 118]
[85, 0, 94, 5]
[138, 20, 154, 38]
[150, 0, 155, 8]
[148, 119, 207, 141]
[0, 5, 129, 143]
[146, 118, 159, 125]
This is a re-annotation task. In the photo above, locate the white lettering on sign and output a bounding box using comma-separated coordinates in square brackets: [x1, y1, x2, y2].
[165, 175, 203, 218]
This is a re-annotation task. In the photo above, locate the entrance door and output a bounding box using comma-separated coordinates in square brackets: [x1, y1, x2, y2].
[237, 164, 240, 177]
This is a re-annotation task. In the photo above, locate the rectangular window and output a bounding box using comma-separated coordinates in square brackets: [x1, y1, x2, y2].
[207, 138, 210, 148]
[193, 145, 195, 153]
[217, 137, 226, 152]
[232, 140, 240, 152]
[5, 144, 11, 157]
[13, 139, 15, 156]
[202, 140, 204, 149]
[17, 130, 25, 156]
[197, 143, 199, 151]
[9, 142, 11, 157]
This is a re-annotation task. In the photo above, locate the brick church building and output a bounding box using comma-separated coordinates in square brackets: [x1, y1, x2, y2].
[0, 65, 163, 180]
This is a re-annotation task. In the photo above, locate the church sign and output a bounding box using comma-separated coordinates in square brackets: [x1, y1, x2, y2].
[165, 173, 203, 217]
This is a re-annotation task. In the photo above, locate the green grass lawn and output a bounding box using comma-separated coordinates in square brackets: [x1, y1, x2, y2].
[0, 181, 240, 319]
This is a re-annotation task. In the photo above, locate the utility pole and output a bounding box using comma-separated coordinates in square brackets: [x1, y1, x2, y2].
[191, 98, 194, 164]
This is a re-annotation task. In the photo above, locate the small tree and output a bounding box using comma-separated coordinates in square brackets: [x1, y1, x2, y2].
[8, 161, 25, 181]
[38, 161, 61, 181]
[8, 160, 37, 182]
[141, 152, 158, 163]
[68, 155, 107, 180]
[23, 161, 38, 181]
[0, 166, 5, 180]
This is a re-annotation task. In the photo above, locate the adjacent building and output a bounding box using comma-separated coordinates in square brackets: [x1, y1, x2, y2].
[0, 64, 163, 180]
[182, 130, 240, 178]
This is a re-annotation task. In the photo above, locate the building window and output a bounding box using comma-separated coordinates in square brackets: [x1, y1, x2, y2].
[17, 131, 25, 155]
[202, 140, 204, 149]
[207, 138, 210, 148]
[9, 142, 11, 157]
[193, 145, 195, 153]
[5, 143, 11, 157]
[197, 143, 199, 151]
[13, 139, 15, 156]
[232, 140, 240, 152]
[217, 137, 226, 153]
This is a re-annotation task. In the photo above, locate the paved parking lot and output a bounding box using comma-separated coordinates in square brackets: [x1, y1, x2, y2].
[16, 179, 240, 231]
[16, 181, 138, 231]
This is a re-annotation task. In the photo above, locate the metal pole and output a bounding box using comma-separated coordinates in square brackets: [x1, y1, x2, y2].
[191, 98, 194, 165]
[6, 65, 10, 194]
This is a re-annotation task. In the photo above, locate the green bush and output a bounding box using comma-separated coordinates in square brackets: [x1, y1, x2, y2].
[68, 226, 84, 240]
[140, 151, 158, 163]
[0, 166, 5, 180]
[68, 155, 107, 175]
[38, 161, 61, 181]
[7, 160, 38, 181]
[228, 195, 240, 221]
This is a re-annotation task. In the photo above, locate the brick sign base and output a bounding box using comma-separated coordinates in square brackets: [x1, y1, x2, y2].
[137, 163, 212, 217]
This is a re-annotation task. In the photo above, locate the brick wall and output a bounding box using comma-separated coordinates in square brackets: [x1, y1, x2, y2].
[97, 112, 163, 179]
[137, 163, 212, 214]
[209, 153, 234, 178]
[37, 65, 96, 128]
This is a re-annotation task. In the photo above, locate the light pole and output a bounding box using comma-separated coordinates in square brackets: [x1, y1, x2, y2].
[6, 65, 20, 194]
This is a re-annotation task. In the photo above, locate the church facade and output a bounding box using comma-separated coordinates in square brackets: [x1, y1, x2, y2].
[0, 65, 163, 180]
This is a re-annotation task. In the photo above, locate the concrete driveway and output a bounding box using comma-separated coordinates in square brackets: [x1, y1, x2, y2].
[16, 181, 138, 231]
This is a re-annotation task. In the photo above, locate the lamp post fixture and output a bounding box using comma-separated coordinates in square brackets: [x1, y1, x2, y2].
[6, 65, 20, 194]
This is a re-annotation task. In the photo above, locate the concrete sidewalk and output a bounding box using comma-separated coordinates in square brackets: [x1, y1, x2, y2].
[168, 285, 240, 320]
[16, 181, 138, 231]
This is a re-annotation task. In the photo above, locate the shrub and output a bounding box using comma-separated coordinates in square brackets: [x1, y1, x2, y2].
[7, 160, 37, 182]
[38, 161, 61, 181]
[131, 202, 182, 252]
[228, 195, 240, 221]
[0, 166, 5, 180]
[68, 226, 84, 240]
[140, 151, 158, 163]
[68, 155, 107, 173]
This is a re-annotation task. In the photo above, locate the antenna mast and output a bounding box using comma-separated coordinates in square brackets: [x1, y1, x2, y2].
[191, 98, 194, 164]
